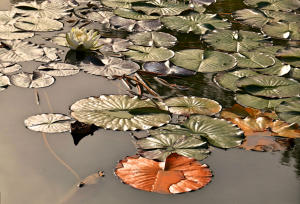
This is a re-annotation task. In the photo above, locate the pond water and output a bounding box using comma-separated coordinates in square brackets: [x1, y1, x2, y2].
[0, 0, 300, 204]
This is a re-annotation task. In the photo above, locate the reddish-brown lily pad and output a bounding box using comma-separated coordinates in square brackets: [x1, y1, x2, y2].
[115, 153, 212, 194]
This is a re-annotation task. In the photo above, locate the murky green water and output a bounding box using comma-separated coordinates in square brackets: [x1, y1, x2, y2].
[0, 0, 299, 204]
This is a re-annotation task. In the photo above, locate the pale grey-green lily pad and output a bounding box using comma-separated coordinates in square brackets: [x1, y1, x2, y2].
[99, 38, 132, 53]
[114, 8, 160, 20]
[123, 45, 174, 62]
[203, 30, 270, 53]
[0, 40, 44, 62]
[10, 72, 55, 88]
[136, 134, 209, 161]
[276, 99, 300, 125]
[128, 31, 177, 47]
[24, 113, 72, 133]
[0, 73, 10, 91]
[233, 52, 275, 69]
[236, 75, 300, 98]
[262, 22, 300, 40]
[38, 63, 79, 77]
[255, 58, 291, 76]
[161, 13, 231, 35]
[244, 0, 300, 11]
[164, 96, 222, 116]
[70, 95, 171, 131]
[170, 49, 236, 72]
[15, 17, 64, 32]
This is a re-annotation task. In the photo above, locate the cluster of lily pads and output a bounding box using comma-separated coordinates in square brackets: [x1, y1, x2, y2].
[1, 0, 299, 195]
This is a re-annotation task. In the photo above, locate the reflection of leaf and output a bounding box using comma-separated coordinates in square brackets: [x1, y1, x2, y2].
[71, 121, 98, 146]
[24, 113, 72, 133]
[115, 153, 212, 194]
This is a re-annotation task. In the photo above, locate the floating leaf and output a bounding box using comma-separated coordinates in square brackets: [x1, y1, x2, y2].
[184, 115, 243, 148]
[243, 0, 300, 11]
[15, 17, 63, 32]
[276, 99, 300, 125]
[236, 75, 300, 98]
[86, 11, 114, 24]
[0, 40, 44, 62]
[99, 38, 132, 53]
[170, 49, 236, 72]
[136, 134, 209, 161]
[0, 11, 17, 25]
[36, 47, 61, 63]
[114, 8, 160, 20]
[203, 30, 270, 52]
[164, 96, 221, 116]
[115, 153, 212, 194]
[214, 69, 259, 91]
[0, 73, 10, 91]
[128, 31, 177, 48]
[10, 72, 55, 88]
[262, 22, 300, 40]
[24, 114, 72, 133]
[235, 93, 294, 109]
[38, 63, 79, 77]
[161, 13, 231, 35]
[123, 45, 174, 62]
[143, 61, 196, 76]
[255, 58, 291, 76]
[291, 68, 300, 79]
[276, 47, 300, 67]
[190, 0, 216, 6]
[80, 56, 140, 78]
[233, 52, 275, 69]
[0, 25, 34, 40]
[0, 63, 21, 74]
[101, 0, 147, 9]
[51, 33, 68, 47]
[71, 95, 170, 131]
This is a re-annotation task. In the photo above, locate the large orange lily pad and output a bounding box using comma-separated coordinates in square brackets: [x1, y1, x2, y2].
[115, 153, 212, 194]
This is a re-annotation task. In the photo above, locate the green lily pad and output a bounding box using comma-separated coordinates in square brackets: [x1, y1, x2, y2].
[148, 124, 200, 138]
[0, 73, 10, 91]
[24, 114, 72, 133]
[233, 52, 276, 69]
[184, 115, 244, 148]
[236, 75, 300, 98]
[128, 31, 177, 47]
[244, 0, 300, 11]
[170, 49, 236, 72]
[262, 22, 300, 40]
[276, 99, 300, 125]
[123, 45, 174, 62]
[276, 47, 300, 67]
[203, 30, 270, 52]
[164, 96, 222, 116]
[101, 0, 146, 9]
[15, 17, 63, 32]
[235, 93, 293, 109]
[70, 95, 171, 131]
[38, 63, 79, 77]
[114, 8, 160, 20]
[214, 69, 259, 91]
[255, 58, 291, 76]
[136, 134, 209, 161]
[132, 0, 190, 16]
[0, 40, 44, 62]
[10, 71, 55, 88]
[161, 13, 231, 35]
[291, 68, 300, 79]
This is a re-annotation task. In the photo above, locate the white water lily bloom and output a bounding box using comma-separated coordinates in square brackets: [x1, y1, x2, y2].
[66, 27, 102, 51]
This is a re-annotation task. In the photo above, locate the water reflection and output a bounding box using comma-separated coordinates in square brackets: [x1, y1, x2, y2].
[281, 139, 300, 177]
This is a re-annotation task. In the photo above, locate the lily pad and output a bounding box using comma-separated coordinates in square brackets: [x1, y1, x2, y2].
[243, 0, 300, 11]
[203, 30, 270, 52]
[0, 25, 34, 40]
[136, 134, 209, 161]
[262, 22, 300, 40]
[184, 115, 244, 148]
[70, 95, 171, 131]
[161, 13, 231, 35]
[235, 93, 295, 109]
[51, 33, 68, 47]
[233, 52, 276, 69]
[276, 47, 300, 67]
[99, 38, 132, 53]
[0, 73, 10, 91]
[10, 71, 55, 88]
[170, 49, 236, 73]
[128, 31, 177, 48]
[101, 0, 147, 9]
[291, 68, 300, 79]
[80, 56, 140, 78]
[38, 63, 79, 77]
[255, 58, 291, 76]
[114, 8, 160, 20]
[123, 45, 174, 62]
[0, 11, 17, 25]
[86, 11, 114, 24]
[236, 75, 300, 98]
[15, 17, 64, 32]
[0, 40, 44, 62]
[36, 47, 61, 63]
[24, 113, 72, 133]
[164, 96, 221, 116]
[143, 61, 196, 76]
[276, 99, 300, 125]
[0, 63, 21, 74]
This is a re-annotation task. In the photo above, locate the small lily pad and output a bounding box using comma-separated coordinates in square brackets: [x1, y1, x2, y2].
[262, 22, 300, 40]
[123, 45, 174, 62]
[276, 99, 300, 125]
[244, 0, 300, 11]
[114, 8, 160, 20]
[51, 33, 68, 47]
[164, 96, 222, 116]
[170, 49, 236, 73]
[143, 61, 196, 76]
[0, 73, 10, 91]
[128, 31, 177, 48]
[99, 38, 132, 53]
[233, 52, 276, 69]
[38, 63, 79, 77]
[24, 113, 72, 133]
[10, 71, 55, 88]
[70, 95, 171, 131]
[15, 17, 64, 32]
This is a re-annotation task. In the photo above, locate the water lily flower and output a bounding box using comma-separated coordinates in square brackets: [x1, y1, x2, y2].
[66, 27, 102, 51]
